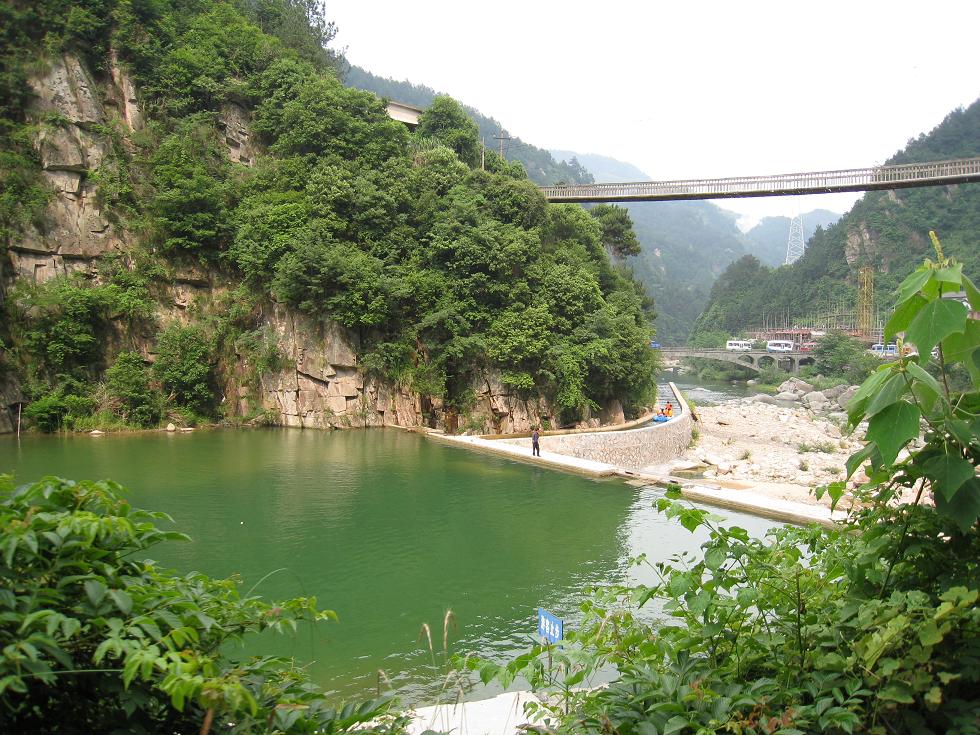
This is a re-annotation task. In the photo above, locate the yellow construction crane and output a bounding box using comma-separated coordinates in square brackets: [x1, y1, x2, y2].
[858, 266, 874, 340]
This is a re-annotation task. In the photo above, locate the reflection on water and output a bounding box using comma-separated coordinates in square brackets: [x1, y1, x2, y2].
[0, 428, 775, 704]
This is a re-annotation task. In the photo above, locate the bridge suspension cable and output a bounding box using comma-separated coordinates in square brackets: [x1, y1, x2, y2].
[540, 157, 980, 203]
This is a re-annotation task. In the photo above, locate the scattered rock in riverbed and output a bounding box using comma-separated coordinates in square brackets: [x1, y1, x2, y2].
[752, 394, 779, 405]
[166, 423, 176, 432]
[802, 391, 829, 410]
[822, 384, 849, 401]
[836, 386, 859, 410]
[779, 378, 813, 394]
[775, 391, 799, 402]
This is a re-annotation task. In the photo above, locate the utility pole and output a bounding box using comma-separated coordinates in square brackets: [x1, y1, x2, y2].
[481, 137, 485, 170]
[493, 123, 511, 160]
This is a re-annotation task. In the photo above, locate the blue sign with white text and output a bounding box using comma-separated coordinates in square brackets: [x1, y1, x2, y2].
[538, 608, 563, 643]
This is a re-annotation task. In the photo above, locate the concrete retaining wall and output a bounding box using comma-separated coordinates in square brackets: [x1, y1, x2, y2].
[499, 383, 693, 471]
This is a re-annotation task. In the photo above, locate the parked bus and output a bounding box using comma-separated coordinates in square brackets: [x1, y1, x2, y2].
[766, 340, 794, 353]
[725, 340, 753, 351]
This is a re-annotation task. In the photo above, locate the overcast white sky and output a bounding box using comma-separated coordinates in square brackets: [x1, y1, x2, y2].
[329, 1, 979, 228]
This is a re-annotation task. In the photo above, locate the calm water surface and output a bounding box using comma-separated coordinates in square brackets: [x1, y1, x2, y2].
[0, 428, 774, 703]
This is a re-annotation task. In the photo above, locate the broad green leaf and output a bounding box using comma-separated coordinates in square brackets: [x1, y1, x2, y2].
[826, 481, 846, 509]
[884, 294, 926, 341]
[941, 320, 980, 388]
[664, 716, 693, 735]
[865, 373, 908, 418]
[922, 454, 975, 500]
[918, 621, 944, 647]
[879, 682, 915, 704]
[678, 508, 706, 533]
[905, 361, 944, 399]
[905, 298, 968, 355]
[867, 401, 920, 467]
[686, 590, 713, 615]
[846, 366, 893, 424]
[108, 589, 133, 616]
[84, 580, 107, 607]
[911, 380, 939, 414]
[934, 262, 963, 285]
[962, 273, 980, 310]
[845, 444, 875, 479]
[933, 478, 980, 533]
[704, 547, 726, 571]
[894, 268, 933, 305]
[946, 418, 974, 449]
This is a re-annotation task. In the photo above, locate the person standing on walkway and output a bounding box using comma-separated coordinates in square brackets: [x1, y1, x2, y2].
[531, 427, 540, 457]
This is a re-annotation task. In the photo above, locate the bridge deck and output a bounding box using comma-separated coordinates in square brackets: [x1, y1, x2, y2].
[541, 157, 980, 203]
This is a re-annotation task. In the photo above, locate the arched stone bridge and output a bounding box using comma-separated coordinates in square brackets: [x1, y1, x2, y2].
[659, 348, 814, 374]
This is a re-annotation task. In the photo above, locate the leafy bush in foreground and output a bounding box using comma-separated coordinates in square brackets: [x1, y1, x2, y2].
[0, 476, 408, 734]
[471, 236, 980, 734]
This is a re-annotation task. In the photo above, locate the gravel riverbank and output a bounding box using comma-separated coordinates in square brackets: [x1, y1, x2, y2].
[643, 378, 868, 510]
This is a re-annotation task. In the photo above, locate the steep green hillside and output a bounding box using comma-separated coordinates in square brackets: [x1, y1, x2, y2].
[552, 151, 750, 344]
[345, 66, 593, 186]
[692, 101, 980, 340]
[0, 0, 657, 434]
[743, 208, 842, 267]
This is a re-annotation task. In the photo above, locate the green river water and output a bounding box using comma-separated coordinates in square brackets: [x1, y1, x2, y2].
[0, 426, 775, 704]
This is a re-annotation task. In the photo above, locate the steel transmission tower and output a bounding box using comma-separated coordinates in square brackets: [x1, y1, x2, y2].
[783, 214, 805, 264]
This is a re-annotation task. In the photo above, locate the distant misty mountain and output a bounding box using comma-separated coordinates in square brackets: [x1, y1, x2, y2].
[741, 209, 842, 267]
[552, 150, 750, 344]
[550, 150, 651, 183]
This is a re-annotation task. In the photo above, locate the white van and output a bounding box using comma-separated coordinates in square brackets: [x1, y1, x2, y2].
[766, 340, 794, 353]
[725, 340, 753, 351]
[870, 343, 898, 357]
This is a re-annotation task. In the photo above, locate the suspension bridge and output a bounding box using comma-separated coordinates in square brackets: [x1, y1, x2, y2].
[540, 157, 980, 203]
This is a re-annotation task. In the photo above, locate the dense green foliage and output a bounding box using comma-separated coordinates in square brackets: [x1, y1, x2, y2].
[810, 333, 881, 385]
[472, 247, 980, 733]
[0, 475, 408, 734]
[550, 151, 766, 344]
[0, 0, 659, 431]
[344, 65, 595, 187]
[417, 96, 481, 167]
[105, 351, 164, 427]
[691, 101, 980, 342]
[153, 324, 216, 418]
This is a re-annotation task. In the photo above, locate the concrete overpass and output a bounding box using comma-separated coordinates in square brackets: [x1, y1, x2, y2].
[660, 348, 814, 374]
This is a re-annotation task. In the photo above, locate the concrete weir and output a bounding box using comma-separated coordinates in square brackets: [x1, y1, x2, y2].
[430, 382, 692, 474]
[428, 382, 843, 528]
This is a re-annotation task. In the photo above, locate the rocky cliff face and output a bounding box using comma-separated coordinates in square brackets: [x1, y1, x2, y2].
[1, 54, 628, 435]
[234, 306, 574, 433]
[7, 54, 150, 284]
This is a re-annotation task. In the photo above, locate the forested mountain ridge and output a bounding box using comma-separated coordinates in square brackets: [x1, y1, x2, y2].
[345, 66, 594, 187]
[551, 151, 752, 343]
[691, 100, 980, 341]
[0, 0, 657, 435]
